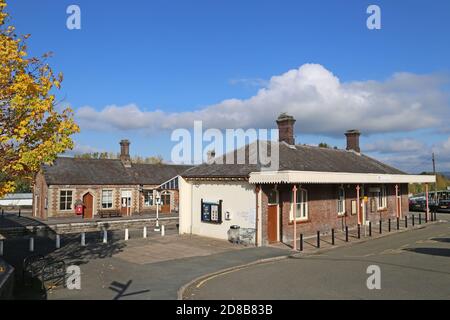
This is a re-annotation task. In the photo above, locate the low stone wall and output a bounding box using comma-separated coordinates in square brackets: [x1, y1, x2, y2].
[0, 217, 178, 238]
[0, 258, 14, 300]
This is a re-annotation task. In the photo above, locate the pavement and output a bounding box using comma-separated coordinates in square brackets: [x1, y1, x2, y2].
[182, 213, 450, 300]
[2, 229, 289, 300]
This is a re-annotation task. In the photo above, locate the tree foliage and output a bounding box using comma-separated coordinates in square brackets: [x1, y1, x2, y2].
[74, 152, 164, 164]
[0, 0, 79, 197]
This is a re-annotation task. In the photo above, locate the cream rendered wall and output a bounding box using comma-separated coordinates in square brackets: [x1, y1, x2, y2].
[179, 178, 257, 241]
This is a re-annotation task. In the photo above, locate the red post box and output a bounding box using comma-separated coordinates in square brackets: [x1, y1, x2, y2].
[75, 202, 84, 216]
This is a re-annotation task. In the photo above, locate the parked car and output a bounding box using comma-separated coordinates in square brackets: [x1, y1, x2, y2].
[437, 199, 450, 213]
[409, 197, 426, 212]
[409, 190, 450, 213]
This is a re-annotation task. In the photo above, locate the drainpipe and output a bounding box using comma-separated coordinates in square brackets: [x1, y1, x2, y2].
[293, 185, 297, 251]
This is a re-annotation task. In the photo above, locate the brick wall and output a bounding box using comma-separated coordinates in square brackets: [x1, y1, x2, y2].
[261, 183, 409, 245]
[46, 184, 139, 218]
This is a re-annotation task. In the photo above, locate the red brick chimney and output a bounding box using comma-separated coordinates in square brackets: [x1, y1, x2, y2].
[345, 130, 361, 153]
[276, 113, 296, 145]
[120, 139, 132, 167]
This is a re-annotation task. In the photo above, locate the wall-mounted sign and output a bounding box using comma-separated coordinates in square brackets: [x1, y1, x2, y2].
[201, 199, 223, 224]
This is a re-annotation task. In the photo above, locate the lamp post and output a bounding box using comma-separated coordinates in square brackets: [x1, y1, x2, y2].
[154, 189, 161, 232]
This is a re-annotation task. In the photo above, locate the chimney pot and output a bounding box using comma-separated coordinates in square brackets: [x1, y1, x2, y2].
[119, 139, 132, 167]
[345, 130, 361, 153]
[276, 113, 296, 145]
[207, 150, 216, 163]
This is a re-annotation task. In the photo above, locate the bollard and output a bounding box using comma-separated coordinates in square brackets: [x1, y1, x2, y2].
[316, 231, 320, 248]
[419, 213, 422, 225]
[81, 232, 86, 246]
[143, 226, 147, 239]
[412, 214, 415, 227]
[425, 212, 428, 223]
[396, 218, 400, 230]
[56, 234, 61, 249]
[369, 221, 372, 237]
[103, 230, 108, 244]
[161, 225, 165, 237]
[29, 237, 34, 252]
[379, 220, 382, 234]
[0, 240, 3, 256]
[125, 228, 129, 241]
[357, 224, 361, 239]
[299, 234, 303, 252]
[345, 226, 349, 242]
[388, 218, 391, 232]
[405, 216, 408, 228]
[331, 229, 335, 246]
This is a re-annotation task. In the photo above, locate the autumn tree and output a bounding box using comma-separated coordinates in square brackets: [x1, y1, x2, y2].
[0, 0, 79, 197]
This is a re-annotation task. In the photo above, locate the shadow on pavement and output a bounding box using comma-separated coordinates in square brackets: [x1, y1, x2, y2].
[403, 247, 450, 257]
[430, 238, 450, 243]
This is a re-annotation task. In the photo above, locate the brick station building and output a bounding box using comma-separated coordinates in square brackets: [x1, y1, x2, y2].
[33, 140, 191, 220]
[178, 113, 435, 246]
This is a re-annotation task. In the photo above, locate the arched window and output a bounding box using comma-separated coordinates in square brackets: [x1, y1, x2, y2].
[337, 186, 345, 215]
[291, 188, 308, 221]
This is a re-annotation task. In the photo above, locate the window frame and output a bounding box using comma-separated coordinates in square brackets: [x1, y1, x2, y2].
[337, 186, 346, 215]
[59, 190, 73, 211]
[144, 191, 154, 207]
[377, 185, 388, 210]
[101, 189, 113, 209]
[290, 187, 308, 222]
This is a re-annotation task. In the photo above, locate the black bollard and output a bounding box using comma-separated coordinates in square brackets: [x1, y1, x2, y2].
[299, 234, 303, 252]
[388, 218, 391, 232]
[379, 220, 382, 234]
[397, 217, 400, 230]
[369, 221, 372, 237]
[405, 216, 408, 228]
[331, 229, 335, 246]
[357, 224, 361, 239]
[419, 213, 422, 225]
[317, 231, 320, 248]
[345, 226, 349, 242]
[412, 214, 415, 227]
[425, 212, 428, 223]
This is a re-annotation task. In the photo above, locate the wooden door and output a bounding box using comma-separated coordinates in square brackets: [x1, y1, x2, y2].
[161, 194, 171, 213]
[83, 193, 93, 219]
[267, 204, 278, 243]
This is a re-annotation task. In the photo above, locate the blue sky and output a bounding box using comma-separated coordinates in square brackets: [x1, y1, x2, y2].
[7, 0, 450, 173]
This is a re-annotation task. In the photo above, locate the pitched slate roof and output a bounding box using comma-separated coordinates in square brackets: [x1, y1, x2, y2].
[181, 141, 406, 178]
[42, 157, 192, 185]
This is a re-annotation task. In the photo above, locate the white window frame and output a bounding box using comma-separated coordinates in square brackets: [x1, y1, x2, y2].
[377, 185, 387, 209]
[101, 190, 113, 209]
[144, 191, 154, 207]
[337, 186, 346, 215]
[59, 190, 73, 211]
[290, 188, 308, 221]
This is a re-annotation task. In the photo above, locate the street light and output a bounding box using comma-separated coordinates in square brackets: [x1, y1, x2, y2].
[154, 189, 161, 232]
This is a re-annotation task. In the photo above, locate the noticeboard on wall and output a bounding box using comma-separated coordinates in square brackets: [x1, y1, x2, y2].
[201, 199, 223, 224]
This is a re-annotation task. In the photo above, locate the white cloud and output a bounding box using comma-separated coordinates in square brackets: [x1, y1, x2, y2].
[365, 137, 450, 173]
[62, 143, 103, 156]
[76, 64, 449, 136]
[364, 138, 426, 154]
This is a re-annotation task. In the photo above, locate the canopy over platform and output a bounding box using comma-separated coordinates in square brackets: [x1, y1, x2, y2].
[249, 171, 436, 185]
